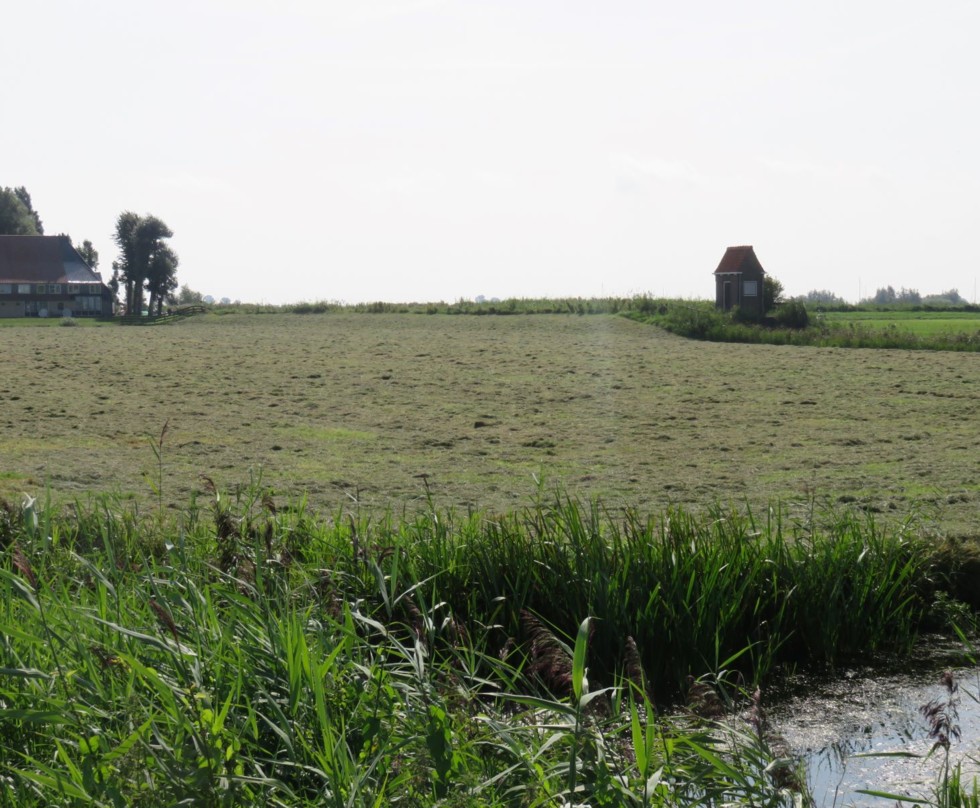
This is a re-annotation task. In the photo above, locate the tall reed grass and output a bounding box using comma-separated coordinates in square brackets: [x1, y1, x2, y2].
[0, 488, 969, 805]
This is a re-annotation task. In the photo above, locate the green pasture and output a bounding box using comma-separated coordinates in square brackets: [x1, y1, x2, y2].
[821, 310, 980, 336]
[2, 311, 979, 534]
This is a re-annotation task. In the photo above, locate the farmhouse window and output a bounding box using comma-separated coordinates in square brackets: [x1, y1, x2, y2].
[36, 284, 47, 294]
[18, 284, 30, 294]
[48, 284, 61, 294]
[0, 284, 11, 294]
[68, 284, 80, 294]
[743, 280, 758, 297]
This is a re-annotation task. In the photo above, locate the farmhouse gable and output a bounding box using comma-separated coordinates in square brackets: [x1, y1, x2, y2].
[0, 235, 114, 318]
[713, 245, 766, 317]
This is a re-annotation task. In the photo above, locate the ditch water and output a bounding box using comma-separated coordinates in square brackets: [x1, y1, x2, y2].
[769, 643, 980, 807]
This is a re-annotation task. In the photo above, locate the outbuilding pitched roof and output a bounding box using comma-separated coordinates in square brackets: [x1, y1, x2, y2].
[713, 245, 765, 276]
[0, 235, 103, 284]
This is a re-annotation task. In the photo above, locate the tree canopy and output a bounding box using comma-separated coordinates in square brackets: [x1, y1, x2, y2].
[763, 276, 784, 313]
[76, 239, 99, 269]
[923, 289, 965, 306]
[113, 212, 179, 315]
[796, 289, 849, 306]
[176, 284, 204, 305]
[0, 185, 43, 235]
[865, 286, 922, 305]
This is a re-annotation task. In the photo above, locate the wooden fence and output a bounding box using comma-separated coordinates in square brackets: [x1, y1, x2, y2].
[114, 305, 209, 325]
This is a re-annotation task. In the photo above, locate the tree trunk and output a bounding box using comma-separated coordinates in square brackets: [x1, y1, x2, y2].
[133, 277, 145, 314]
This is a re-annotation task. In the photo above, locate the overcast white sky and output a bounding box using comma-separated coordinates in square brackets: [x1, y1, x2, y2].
[3, 1, 979, 304]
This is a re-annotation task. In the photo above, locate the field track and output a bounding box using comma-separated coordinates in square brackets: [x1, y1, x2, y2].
[2, 312, 978, 533]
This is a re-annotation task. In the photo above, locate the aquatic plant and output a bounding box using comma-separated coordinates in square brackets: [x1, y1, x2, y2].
[0, 487, 971, 805]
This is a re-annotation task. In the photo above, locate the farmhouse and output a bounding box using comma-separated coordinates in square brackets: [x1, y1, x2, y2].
[714, 245, 766, 318]
[0, 235, 114, 318]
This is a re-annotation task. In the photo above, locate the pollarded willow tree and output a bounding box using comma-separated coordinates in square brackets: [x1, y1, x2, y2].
[146, 243, 179, 315]
[113, 211, 179, 315]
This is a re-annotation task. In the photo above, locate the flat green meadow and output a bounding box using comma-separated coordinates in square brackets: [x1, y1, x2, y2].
[2, 311, 978, 534]
[821, 310, 980, 337]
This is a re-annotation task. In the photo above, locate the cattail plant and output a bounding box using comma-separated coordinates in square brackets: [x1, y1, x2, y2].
[11, 542, 38, 592]
[521, 608, 574, 697]
[149, 596, 181, 644]
[920, 669, 963, 807]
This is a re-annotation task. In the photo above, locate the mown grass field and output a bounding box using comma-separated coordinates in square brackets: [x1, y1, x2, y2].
[821, 310, 980, 337]
[2, 311, 978, 534]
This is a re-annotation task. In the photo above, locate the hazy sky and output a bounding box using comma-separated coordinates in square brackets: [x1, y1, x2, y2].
[4, 1, 979, 304]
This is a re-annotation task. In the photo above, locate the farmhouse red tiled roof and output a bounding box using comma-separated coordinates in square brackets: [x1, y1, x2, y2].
[714, 245, 758, 274]
[0, 235, 103, 284]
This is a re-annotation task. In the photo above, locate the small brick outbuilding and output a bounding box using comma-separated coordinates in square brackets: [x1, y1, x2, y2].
[713, 245, 766, 318]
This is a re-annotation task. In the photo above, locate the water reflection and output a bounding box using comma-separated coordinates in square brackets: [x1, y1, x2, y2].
[770, 658, 980, 807]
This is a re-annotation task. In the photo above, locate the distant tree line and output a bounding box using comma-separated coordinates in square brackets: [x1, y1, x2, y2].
[794, 286, 969, 308]
[861, 285, 966, 306]
[865, 286, 923, 305]
[925, 289, 966, 306]
[793, 289, 849, 306]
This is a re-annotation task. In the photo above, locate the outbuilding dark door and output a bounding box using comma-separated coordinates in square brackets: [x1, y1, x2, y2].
[723, 281, 732, 310]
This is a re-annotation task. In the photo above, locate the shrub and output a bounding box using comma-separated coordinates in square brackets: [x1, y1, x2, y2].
[773, 300, 810, 329]
[764, 276, 785, 312]
[659, 302, 728, 339]
[731, 305, 760, 324]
